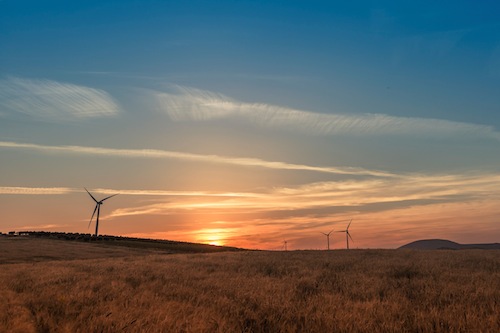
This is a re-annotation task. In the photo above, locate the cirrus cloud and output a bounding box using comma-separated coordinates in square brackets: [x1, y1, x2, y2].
[0, 77, 120, 121]
[154, 86, 500, 141]
[0, 140, 397, 178]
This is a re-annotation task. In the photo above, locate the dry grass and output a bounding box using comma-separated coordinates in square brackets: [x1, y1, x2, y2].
[1, 238, 499, 332]
[0, 237, 157, 264]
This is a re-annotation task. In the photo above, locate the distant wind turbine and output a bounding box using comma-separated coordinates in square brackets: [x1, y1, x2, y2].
[337, 219, 353, 249]
[283, 240, 288, 251]
[320, 230, 334, 250]
[85, 188, 118, 237]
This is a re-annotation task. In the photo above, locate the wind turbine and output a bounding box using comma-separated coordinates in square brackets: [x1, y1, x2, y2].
[85, 188, 118, 237]
[337, 219, 353, 249]
[282, 240, 288, 251]
[320, 230, 334, 250]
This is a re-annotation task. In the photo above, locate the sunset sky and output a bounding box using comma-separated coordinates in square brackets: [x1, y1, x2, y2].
[1, 1, 500, 249]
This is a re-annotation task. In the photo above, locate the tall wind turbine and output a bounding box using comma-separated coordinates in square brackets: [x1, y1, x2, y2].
[320, 230, 334, 250]
[337, 219, 353, 249]
[85, 188, 118, 237]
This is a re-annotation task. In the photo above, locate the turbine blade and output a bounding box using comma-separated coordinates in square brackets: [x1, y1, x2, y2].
[328, 229, 334, 235]
[347, 219, 352, 230]
[88, 204, 98, 229]
[348, 232, 353, 241]
[320, 232, 327, 236]
[85, 188, 98, 203]
[101, 193, 118, 202]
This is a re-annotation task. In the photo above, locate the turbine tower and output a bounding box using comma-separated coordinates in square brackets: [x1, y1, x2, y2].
[337, 219, 353, 249]
[85, 188, 118, 237]
[320, 230, 334, 250]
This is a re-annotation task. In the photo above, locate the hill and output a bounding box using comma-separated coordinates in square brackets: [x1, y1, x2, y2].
[0, 231, 244, 264]
[399, 239, 500, 250]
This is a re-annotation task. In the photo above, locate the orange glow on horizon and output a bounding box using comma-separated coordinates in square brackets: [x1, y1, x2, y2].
[194, 227, 234, 246]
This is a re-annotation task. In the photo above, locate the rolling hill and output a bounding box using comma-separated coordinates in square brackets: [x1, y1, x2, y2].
[0, 231, 244, 264]
[399, 239, 500, 250]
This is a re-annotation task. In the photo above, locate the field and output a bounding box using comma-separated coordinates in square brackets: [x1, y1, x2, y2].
[1, 237, 499, 332]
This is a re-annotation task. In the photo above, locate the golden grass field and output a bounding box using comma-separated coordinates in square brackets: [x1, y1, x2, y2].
[1, 236, 499, 332]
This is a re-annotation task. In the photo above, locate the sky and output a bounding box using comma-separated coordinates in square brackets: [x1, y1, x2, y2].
[1, 0, 500, 249]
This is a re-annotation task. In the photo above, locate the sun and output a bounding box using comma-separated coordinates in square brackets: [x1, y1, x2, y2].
[197, 228, 227, 246]
[208, 239, 223, 246]
[206, 233, 224, 246]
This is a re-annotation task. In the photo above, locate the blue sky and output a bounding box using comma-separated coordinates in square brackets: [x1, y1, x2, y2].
[1, 1, 499, 249]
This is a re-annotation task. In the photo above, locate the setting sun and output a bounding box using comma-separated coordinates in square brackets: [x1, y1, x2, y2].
[196, 228, 230, 246]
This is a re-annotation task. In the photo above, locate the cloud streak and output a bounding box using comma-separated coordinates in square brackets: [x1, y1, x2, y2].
[154, 86, 500, 140]
[0, 141, 396, 177]
[0, 77, 120, 121]
[17, 224, 69, 230]
[107, 172, 500, 218]
[8, 171, 499, 216]
[0, 186, 261, 198]
[0, 187, 74, 195]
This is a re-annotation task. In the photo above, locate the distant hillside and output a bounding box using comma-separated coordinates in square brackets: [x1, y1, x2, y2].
[399, 239, 500, 250]
[1, 231, 245, 253]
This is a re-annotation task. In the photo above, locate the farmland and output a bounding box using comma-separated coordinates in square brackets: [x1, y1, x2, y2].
[1, 236, 499, 332]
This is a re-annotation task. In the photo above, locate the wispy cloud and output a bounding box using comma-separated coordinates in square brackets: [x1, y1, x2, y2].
[0, 187, 74, 195]
[17, 224, 69, 230]
[0, 77, 120, 121]
[0, 186, 261, 198]
[11, 170, 499, 218]
[107, 172, 500, 218]
[154, 86, 500, 140]
[92, 188, 262, 198]
[0, 141, 396, 177]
